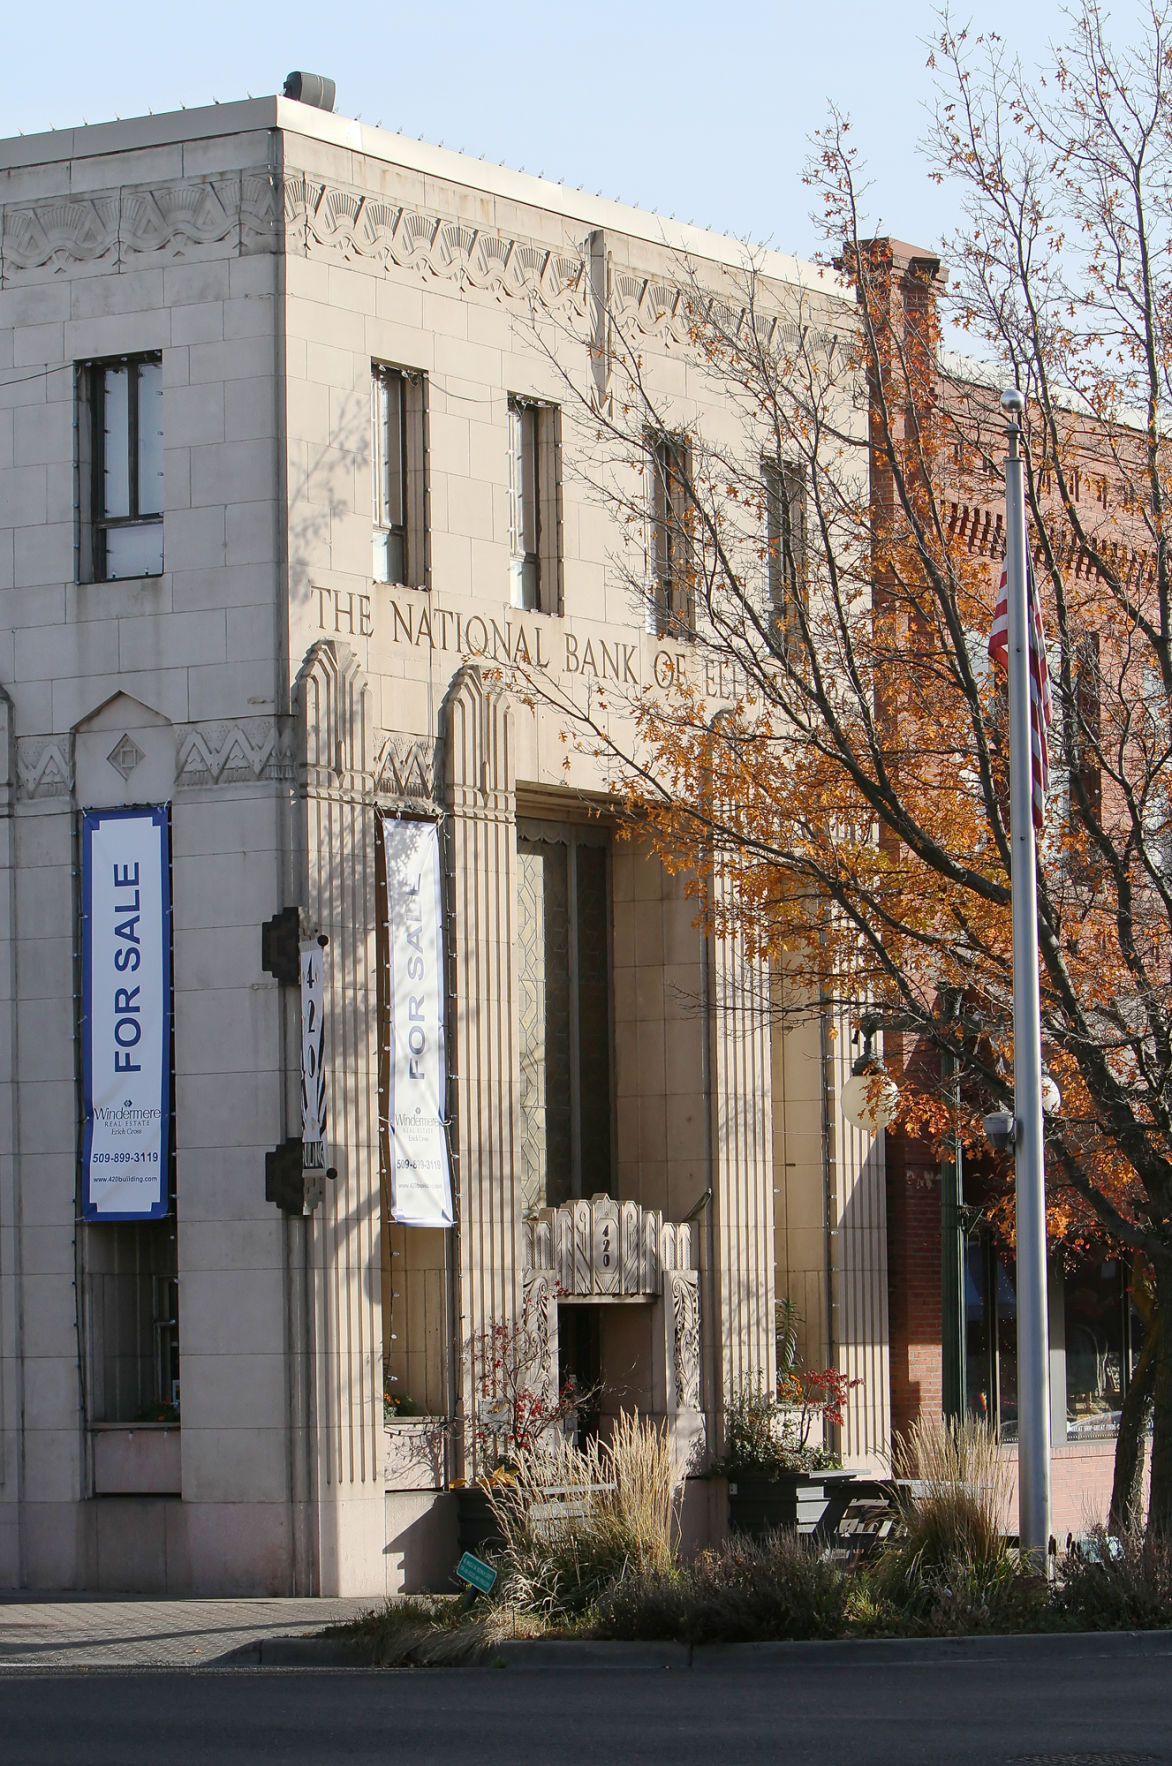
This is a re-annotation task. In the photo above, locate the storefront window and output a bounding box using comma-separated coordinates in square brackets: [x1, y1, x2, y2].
[964, 1234, 1140, 1442]
[1064, 1257, 1129, 1438]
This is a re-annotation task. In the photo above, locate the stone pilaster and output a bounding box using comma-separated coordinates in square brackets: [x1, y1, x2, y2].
[829, 1018, 892, 1468]
[442, 666, 520, 1470]
[709, 913, 776, 1424]
[296, 642, 383, 1522]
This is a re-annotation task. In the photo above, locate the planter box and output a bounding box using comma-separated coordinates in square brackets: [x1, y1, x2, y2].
[455, 1486, 506, 1557]
[91, 1424, 181, 1496]
[727, 1470, 857, 1540]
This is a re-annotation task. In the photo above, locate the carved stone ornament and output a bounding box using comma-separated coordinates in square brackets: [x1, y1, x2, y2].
[522, 1193, 696, 1299]
[175, 719, 294, 789]
[106, 733, 144, 780]
[15, 735, 73, 801]
[669, 1270, 702, 1411]
[0, 172, 281, 283]
[0, 159, 800, 351]
[372, 732, 439, 806]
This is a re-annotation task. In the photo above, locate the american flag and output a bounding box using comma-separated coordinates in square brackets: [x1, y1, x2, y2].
[988, 554, 1052, 831]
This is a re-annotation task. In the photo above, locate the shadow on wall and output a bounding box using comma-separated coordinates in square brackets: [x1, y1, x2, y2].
[384, 1491, 458, 1595]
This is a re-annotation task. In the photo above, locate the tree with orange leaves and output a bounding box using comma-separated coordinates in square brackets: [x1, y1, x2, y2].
[523, 2, 1172, 1529]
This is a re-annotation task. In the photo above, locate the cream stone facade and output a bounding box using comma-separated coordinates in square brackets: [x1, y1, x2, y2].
[0, 94, 889, 1595]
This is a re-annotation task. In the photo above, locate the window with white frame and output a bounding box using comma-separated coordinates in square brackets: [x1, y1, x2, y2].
[81, 356, 164, 581]
[372, 363, 427, 588]
[507, 396, 560, 613]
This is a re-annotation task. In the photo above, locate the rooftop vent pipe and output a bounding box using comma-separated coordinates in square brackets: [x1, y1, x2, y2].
[283, 72, 336, 111]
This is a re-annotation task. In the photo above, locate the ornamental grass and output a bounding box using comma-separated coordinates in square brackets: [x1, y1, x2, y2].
[486, 1412, 679, 1621]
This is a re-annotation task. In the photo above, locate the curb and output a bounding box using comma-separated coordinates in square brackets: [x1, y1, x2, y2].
[217, 1637, 378, 1668]
[229, 1627, 1172, 1671]
[487, 1640, 690, 1670]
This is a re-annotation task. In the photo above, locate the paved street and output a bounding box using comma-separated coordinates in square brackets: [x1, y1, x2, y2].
[0, 1596, 373, 1669]
[0, 1640, 1171, 1765]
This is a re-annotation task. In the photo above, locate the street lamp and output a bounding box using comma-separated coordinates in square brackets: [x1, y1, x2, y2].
[841, 1017, 900, 1132]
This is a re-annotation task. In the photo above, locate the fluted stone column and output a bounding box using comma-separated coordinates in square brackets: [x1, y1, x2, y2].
[709, 915, 776, 1429]
[442, 666, 521, 1472]
[296, 641, 384, 1584]
[829, 1017, 892, 1468]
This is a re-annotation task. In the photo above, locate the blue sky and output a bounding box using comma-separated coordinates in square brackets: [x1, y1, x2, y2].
[4, 0, 1153, 263]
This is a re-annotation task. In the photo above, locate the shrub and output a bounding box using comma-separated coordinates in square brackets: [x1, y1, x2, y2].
[715, 1387, 842, 1478]
[870, 1415, 1011, 1609]
[487, 1414, 679, 1621]
[1056, 1528, 1172, 1631]
[596, 1531, 850, 1643]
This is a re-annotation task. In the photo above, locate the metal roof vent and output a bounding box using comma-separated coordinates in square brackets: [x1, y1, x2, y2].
[283, 72, 336, 112]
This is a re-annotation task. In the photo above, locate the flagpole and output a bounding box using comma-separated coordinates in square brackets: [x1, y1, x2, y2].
[1001, 386, 1052, 1560]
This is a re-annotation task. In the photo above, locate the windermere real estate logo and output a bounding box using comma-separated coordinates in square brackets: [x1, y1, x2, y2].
[81, 806, 172, 1221]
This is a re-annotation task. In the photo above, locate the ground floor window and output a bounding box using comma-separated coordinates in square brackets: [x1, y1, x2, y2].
[84, 1216, 179, 1422]
[965, 1234, 1141, 1442]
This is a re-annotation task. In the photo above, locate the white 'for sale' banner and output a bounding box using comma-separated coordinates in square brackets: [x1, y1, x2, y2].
[381, 817, 453, 1227]
[81, 807, 172, 1220]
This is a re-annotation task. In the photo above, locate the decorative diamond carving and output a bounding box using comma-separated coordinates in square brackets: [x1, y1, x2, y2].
[106, 733, 144, 780]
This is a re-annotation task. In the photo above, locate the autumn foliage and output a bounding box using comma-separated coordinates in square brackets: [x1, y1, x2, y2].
[525, 3, 1172, 1527]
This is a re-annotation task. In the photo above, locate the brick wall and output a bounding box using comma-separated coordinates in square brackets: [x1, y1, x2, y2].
[886, 1154, 943, 1434]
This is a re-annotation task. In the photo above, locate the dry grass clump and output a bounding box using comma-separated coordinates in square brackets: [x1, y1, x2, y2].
[487, 1413, 679, 1620]
[869, 1416, 1013, 1620]
[596, 1530, 850, 1643]
[894, 1415, 1010, 1569]
[320, 1594, 512, 1665]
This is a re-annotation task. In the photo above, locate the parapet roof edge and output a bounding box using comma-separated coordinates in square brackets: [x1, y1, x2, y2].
[0, 94, 849, 304]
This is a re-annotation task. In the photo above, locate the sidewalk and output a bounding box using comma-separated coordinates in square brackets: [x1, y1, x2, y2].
[0, 1594, 375, 1668]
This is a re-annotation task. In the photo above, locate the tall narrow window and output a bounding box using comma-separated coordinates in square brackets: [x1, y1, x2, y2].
[515, 821, 612, 1210]
[372, 363, 427, 588]
[648, 432, 693, 637]
[83, 355, 164, 581]
[765, 459, 807, 652]
[507, 396, 561, 613]
[1073, 631, 1102, 821]
[84, 1218, 179, 1422]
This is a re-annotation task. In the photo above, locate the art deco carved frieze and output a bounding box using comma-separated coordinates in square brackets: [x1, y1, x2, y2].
[0, 171, 280, 283]
[282, 171, 592, 321]
[174, 718, 294, 788]
[372, 732, 439, 805]
[0, 163, 702, 341]
[15, 735, 73, 800]
[521, 1193, 696, 1299]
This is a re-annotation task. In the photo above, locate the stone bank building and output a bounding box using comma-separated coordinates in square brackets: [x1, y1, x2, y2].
[0, 91, 889, 1594]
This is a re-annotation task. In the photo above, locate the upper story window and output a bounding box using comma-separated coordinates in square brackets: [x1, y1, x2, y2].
[765, 458, 808, 653]
[648, 431, 694, 638]
[507, 396, 560, 613]
[81, 356, 164, 581]
[372, 363, 427, 588]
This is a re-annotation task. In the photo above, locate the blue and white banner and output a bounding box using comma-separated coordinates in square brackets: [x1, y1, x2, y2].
[381, 816, 453, 1228]
[81, 807, 172, 1221]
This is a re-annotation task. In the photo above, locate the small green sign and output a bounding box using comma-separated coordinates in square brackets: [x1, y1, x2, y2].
[455, 1551, 497, 1594]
